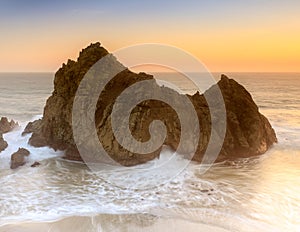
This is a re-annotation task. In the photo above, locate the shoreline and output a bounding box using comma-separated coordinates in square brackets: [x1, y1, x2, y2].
[0, 214, 231, 232]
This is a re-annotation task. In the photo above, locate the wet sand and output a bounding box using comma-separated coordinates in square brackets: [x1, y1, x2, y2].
[0, 214, 231, 232]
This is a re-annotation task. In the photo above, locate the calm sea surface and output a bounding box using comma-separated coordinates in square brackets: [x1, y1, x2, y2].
[0, 72, 299, 231]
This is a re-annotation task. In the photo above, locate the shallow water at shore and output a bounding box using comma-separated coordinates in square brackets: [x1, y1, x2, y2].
[0, 215, 233, 232]
[0, 125, 299, 231]
[0, 72, 300, 231]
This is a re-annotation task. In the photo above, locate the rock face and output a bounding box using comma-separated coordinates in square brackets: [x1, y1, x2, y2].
[204, 75, 277, 161]
[22, 119, 42, 136]
[0, 134, 8, 152]
[0, 117, 19, 152]
[28, 42, 277, 166]
[0, 117, 18, 134]
[10, 148, 30, 169]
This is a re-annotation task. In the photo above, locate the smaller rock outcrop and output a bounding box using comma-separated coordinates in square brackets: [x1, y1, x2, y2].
[23, 119, 48, 147]
[30, 161, 41, 168]
[0, 117, 19, 134]
[0, 134, 8, 152]
[0, 117, 19, 153]
[22, 119, 42, 136]
[10, 148, 30, 169]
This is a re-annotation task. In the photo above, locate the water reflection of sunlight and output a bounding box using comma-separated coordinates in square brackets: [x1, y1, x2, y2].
[250, 149, 300, 231]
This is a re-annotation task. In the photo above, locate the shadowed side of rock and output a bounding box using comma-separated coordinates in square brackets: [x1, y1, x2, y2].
[191, 75, 277, 162]
[28, 43, 109, 151]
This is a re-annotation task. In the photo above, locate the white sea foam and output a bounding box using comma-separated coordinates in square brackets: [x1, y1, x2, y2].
[0, 117, 299, 231]
[0, 117, 63, 170]
[0, 73, 300, 231]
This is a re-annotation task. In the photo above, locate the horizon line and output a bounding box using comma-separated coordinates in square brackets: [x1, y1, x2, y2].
[0, 71, 300, 74]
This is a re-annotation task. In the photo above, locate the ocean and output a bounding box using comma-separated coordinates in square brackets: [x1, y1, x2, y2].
[0, 72, 299, 231]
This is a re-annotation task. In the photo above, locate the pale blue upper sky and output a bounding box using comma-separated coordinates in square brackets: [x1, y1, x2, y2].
[0, 0, 299, 71]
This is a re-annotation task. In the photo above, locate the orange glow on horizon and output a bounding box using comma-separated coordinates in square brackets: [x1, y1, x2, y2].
[0, 19, 299, 73]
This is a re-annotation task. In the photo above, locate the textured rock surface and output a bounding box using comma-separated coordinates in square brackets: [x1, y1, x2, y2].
[28, 42, 277, 165]
[0, 117, 18, 134]
[0, 117, 19, 152]
[10, 148, 30, 169]
[0, 134, 8, 152]
[22, 119, 42, 136]
[203, 75, 277, 161]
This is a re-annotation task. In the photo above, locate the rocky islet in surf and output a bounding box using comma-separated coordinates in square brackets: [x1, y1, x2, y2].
[25, 42, 277, 166]
[10, 147, 30, 169]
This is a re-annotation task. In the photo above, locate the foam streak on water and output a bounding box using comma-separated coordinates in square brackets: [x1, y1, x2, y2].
[0, 125, 299, 231]
[0, 73, 300, 231]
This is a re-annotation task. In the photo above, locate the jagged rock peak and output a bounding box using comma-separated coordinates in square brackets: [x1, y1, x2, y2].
[0, 117, 19, 134]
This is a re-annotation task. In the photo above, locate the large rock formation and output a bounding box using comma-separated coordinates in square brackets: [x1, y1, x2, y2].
[28, 42, 277, 166]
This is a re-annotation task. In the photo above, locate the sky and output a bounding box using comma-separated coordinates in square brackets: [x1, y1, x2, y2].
[0, 0, 299, 72]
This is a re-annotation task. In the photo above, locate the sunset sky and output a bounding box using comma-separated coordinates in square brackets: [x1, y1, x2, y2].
[0, 0, 299, 72]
